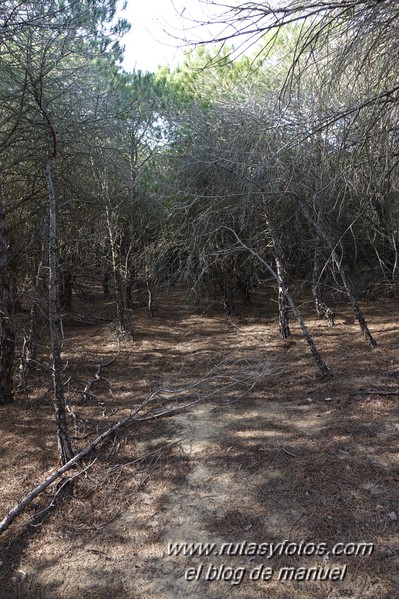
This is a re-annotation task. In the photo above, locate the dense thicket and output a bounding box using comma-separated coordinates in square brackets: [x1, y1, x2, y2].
[1, 0, 399, 416]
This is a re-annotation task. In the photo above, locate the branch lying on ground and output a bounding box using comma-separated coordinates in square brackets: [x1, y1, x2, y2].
[81, 350, 119, 402]
[0, 361, 260, 536]
[28, 458, 98, 528]
[364, 389, 399, 396]
[0, 386, 163, 535]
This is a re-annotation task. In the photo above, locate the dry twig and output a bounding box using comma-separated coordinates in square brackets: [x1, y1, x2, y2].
[0, 364, 254, 535]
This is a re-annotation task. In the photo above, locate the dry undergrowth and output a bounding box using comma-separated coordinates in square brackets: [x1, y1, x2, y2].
[0, 286, 399, 599]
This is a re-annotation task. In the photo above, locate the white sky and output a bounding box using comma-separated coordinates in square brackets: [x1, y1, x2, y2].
[119, 0, 252, 73]
[120, 0, 211, 72]
[119, 0, 276, 73]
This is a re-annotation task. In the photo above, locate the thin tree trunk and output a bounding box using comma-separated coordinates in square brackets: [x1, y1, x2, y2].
[312, 243, 324, 316]
[265, 206, 290, 338]
[146, 276, 154, 317]
[303, 202, 377, 348]
[335, 253, 376, 347]
[224, 226, 331, 378]
[311, 243, 334, 326]
[102, 270, 110, 299]
[26, 214, 48, 374]
[0, 185, 15, 403]
[115, 270, 131, 334]
[105, 207, 132, 336]
[33, 73, 74, 461]
[272, 234, 291, 339]
[370, 193, 398, 276]
[45, 158, 74, 464]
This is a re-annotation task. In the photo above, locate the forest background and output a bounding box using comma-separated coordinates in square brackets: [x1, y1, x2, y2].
[1, 0, 399, 530]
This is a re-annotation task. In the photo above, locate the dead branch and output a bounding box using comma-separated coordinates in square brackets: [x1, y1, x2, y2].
[28, 459, 97, 527]
[277, 439, 298, 458]
[364, 390, 399, 396]
[0, 388, 159, 536]
[81, 352, 118, 402]
[108, 438, 186, 473]
[0, 367, 251, 536]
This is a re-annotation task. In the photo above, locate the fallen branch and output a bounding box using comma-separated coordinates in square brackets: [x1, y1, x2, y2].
[28, 459, 97, 528]
[277, 439, 298, 458]
[81, 353, 118, 402]
[71, 314, 112, 325]
[365, 390, 399, 396]
[108, 438, 186, 473]
[0, 365, 257, 536]
[0, 388, 159, 535]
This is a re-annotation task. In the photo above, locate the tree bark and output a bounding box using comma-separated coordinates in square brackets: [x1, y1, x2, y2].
[114, 270, 132, 335]
[105, 206, 132, 336]
[146, 276, 154, 317]
[0, 185, 15, 403]
[311, 243, 334, 326]
[45, 158, 74, 464]
[264, 204, 291, 338]
[312, 243, 324, 316]
[272, 231, 291, 339]
[26, 214, 48, 374]
[102, 270, 110, 299]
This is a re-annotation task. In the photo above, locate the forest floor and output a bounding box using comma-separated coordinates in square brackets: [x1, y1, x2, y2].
[1, 286, 399, 599]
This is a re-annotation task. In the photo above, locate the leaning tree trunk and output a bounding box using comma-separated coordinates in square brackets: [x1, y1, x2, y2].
[225, 226, 331, 378]
[0, 185, 15, 403]
[334, 252, 377, 347]
[281, 278, 331, 377]
[303, 202, 377, 348]
[45, 158, 74, 464]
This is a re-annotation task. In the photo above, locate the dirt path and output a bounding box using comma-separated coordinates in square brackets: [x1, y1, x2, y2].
[1, 290, 399, 598]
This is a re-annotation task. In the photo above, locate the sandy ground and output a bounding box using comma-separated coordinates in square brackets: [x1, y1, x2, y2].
[1, 287, 399, 598]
